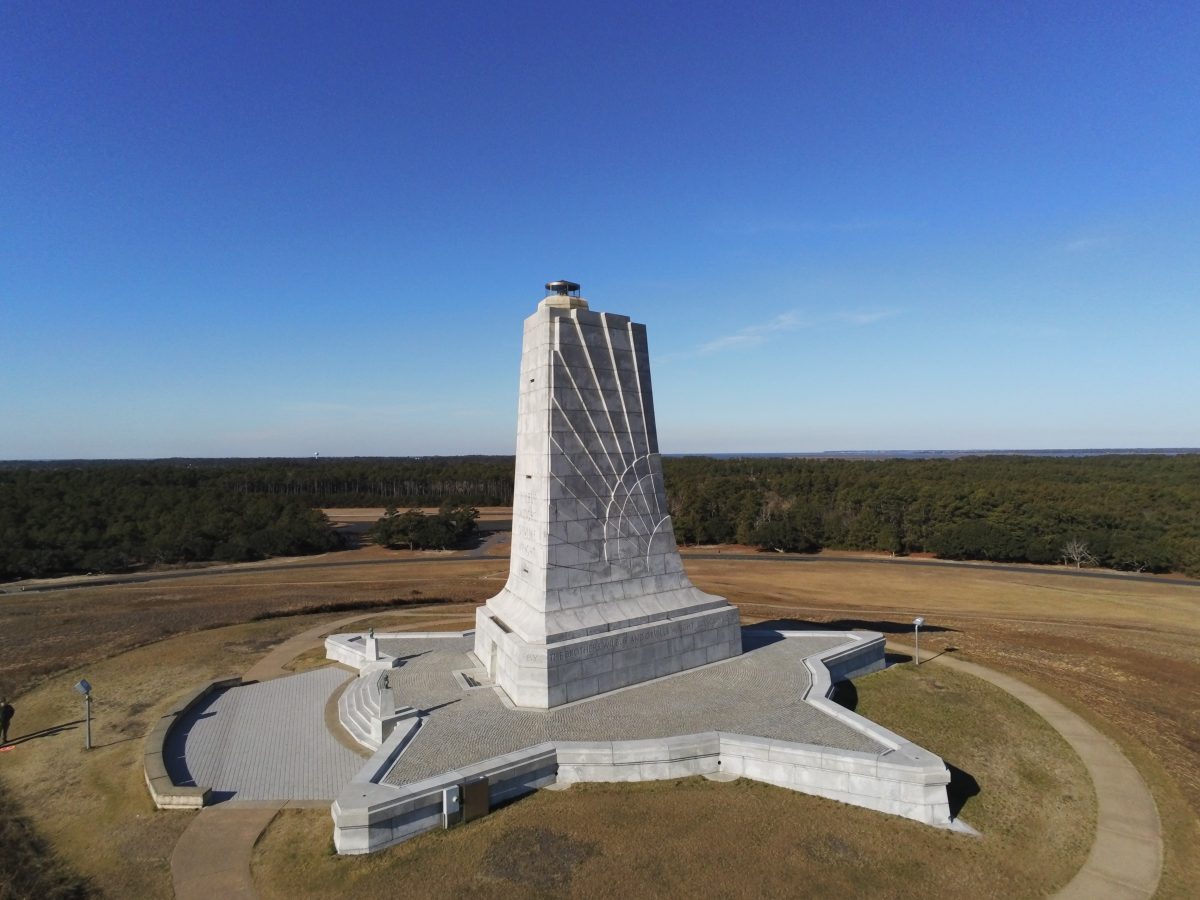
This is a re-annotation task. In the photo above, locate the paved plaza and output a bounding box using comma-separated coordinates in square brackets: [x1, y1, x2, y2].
[165, 668, 364, 801]
[376, 631, 887, 787]
[163, 633, 890, 804]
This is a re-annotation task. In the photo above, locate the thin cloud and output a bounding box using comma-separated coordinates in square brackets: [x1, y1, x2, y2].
[698, 311, 806, 355]
[712, 216, 915, 236]
[834, 309, 900, 325]
[282, 401, 443, 416]
[1058, 234, 1117, 253]
[694, 307, 899, 357]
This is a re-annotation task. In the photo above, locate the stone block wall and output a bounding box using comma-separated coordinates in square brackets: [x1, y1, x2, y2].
[333, 744, 559, 855]
[476, 604, 742, 708]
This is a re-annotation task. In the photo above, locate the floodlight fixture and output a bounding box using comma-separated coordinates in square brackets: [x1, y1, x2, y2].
[73, 679, 93, 749]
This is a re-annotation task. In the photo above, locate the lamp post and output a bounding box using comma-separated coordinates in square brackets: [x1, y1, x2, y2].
[912, 617, 925, 666]
[74, 679, 92, 750]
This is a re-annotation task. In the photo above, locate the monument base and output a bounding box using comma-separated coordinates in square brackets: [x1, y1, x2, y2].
[474, 603, 743, 708]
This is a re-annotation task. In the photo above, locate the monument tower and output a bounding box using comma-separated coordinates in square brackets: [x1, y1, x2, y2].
[475, 281, 743, 707]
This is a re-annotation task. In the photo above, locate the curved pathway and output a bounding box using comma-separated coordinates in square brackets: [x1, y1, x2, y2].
[888, 641, 1162, 899]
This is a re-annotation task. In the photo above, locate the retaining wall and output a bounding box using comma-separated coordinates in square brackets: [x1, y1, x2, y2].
[144, 676, 242, 809]
[333, 741, 558, 854]
[331, 631, 952, 854]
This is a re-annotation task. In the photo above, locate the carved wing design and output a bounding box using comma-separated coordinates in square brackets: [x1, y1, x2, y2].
[547, 314, 674, 569]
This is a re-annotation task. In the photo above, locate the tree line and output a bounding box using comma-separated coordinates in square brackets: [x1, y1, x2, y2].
[1, 454, 1197, 579]
[664, 454, 1200, 576]
[0, 464, 340, 579]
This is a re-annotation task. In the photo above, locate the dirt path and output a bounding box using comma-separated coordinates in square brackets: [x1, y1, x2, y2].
[889, 641, 1162, 899]
[242, 612, 385, 682]
[172, 802, 330, 900]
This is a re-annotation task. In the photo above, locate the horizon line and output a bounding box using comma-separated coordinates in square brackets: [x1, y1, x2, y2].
[4, 447, 1200, 464]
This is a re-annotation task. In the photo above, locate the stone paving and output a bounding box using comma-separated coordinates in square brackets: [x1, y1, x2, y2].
[165, 668, 364, 801]
[377, 632, 887, 787]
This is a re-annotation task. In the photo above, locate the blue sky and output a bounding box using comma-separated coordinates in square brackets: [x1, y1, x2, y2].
[3, 1, 1198, 458]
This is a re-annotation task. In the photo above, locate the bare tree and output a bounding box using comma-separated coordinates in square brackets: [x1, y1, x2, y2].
[1061, 538, 1097, 569]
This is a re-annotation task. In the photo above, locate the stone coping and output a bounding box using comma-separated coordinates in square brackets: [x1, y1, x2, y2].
[330, 630, 953, 854]
[144, 676, 242, 809]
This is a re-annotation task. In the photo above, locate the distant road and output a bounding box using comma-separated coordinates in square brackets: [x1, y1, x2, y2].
[4, 548, 1198, 594]
[683, 553, 1200, 587]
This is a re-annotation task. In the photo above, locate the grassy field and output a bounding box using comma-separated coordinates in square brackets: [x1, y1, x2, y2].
[2, 538, 1198, 897]
[688, 556, 1200, 897]
[0, 554, 504, 700]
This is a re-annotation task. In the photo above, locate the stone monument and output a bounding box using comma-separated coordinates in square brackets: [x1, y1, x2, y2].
[474, 281, 743, 707]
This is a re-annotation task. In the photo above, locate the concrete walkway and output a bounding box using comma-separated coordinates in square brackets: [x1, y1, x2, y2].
[889, 641, 1162, 899]
[170, 609, 475, 898]
[171, 804, 283, 900]
[165, 668, 363, 801]
[371, 632, 885, 789]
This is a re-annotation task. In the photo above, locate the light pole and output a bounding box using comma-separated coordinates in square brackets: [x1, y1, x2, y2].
[74, 679, 92, 750]
[912, 617, 925, 666]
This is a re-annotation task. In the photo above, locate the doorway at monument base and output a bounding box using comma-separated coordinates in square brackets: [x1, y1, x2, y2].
[475, 603, 743, 708]
[325, 628, 960, 855]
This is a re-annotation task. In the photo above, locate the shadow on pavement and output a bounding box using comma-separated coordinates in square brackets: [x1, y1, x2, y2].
[163, 690, 225, 787]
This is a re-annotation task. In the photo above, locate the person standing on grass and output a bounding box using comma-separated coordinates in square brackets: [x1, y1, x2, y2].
[0, 699, 13, 745]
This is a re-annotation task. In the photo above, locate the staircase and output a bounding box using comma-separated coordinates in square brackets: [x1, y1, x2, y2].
[338, 667, 418, 751]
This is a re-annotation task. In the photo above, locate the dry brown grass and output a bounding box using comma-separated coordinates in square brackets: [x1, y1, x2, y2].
[282, 607, 480, 673]
[698, 557, 1200, 897]
[3, 546, 1197, 896]
[0, 611, 480, 898]
[251, 661, 1093, 899]
[0, 614, 342, 897]
[0, 553, 501, 700]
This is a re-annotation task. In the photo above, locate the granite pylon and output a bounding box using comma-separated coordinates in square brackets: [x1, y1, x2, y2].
[474, 285, 742, 707]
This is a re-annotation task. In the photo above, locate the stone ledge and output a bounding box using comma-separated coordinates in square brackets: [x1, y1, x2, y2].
[333, 742, 559, 852]
[330, 632, 955, 854]
[326, 630, 475, 671]
[144, 676, 241, 809]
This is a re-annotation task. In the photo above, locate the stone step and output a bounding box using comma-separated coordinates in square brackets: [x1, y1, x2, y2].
[359, 678, 382, 718]
[337, 668, 419, 753]
[338, 694, 370, 739]
[338, 676, 381, 751]
[344, 692, 372, 733]
[345, 675, 372, 715]
[341, 706, 378, 751]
